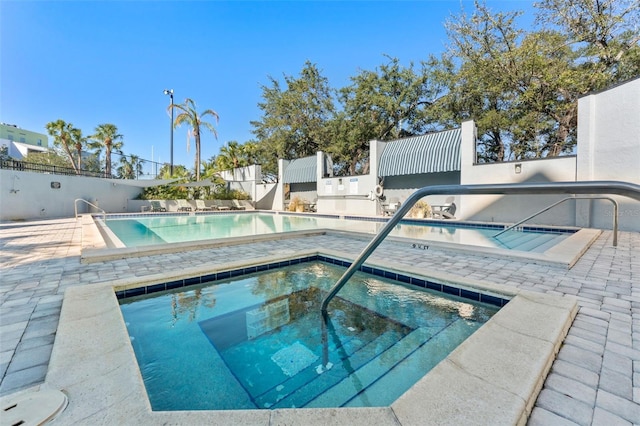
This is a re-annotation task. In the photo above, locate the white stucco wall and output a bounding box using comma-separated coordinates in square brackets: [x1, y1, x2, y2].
[576, 78, 640, 231]
[0, 170, 143, 221]
[457, 120, 579, 226]
[254, 182, 278, 210]
[316, 145, 383, 216]
[459, 155, 578, 225]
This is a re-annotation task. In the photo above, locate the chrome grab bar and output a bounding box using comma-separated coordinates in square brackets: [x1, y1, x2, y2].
[493, 196, 619, 246]
[320, 180, 640, 314]
[74, 198, 106, 221]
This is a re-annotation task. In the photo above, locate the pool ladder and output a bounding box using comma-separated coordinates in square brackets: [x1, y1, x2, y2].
[320, 180, 640, 314]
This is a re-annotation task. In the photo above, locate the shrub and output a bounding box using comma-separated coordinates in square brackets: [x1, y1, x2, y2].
[408, 200, 432, 218]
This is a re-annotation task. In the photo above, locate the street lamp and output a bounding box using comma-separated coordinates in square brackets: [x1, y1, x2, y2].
[163, 89, 174, 176]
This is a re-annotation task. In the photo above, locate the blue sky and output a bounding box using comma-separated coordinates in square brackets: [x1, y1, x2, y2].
[1, 0, 535, 176]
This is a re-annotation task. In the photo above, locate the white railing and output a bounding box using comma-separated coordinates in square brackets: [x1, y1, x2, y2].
[74, 198, 106, 221]
[493, 196, 619, 246]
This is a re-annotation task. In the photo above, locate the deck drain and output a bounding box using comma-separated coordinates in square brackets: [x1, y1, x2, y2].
[1, 390, 67, 426]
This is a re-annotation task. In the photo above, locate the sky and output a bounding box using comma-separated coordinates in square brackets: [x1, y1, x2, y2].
[1, 0, 537, 176]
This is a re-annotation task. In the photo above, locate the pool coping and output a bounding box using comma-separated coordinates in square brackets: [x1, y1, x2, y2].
[80, 214, 601, 268]
[43, 248, 577, 425]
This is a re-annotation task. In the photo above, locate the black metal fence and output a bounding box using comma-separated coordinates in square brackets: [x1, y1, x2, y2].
[0, 159, 111, 178]
[1, 157, 167, 179]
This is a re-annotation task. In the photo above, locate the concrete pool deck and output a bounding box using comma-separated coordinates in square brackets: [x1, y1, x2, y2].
[1, 217, 639, 424]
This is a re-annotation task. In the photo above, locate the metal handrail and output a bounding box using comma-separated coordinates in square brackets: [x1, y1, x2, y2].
[320, 180, 640, 314]
[74, 198, 106, 221]
[493, 196, 619, 246]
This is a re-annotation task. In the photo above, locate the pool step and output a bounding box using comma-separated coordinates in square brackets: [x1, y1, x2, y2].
[512, 233, 559, 253]
[495, 230, 561, 253]
[223, 319, 375, 399]
[251, 328, 381, 408]
[265, 329, 406, 409]
[274, 319, 479, 408]
[303, 326, 438, 408]
[344, 319, 482, 407]
[530, 233, 568, 253]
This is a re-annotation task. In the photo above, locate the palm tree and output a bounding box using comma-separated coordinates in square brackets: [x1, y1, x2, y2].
[90, 124, 123, 177]
[70, 127, 86, 173]
[130, 154, 144, 179]
[46, 119, 80, 173]
[170, 98, 219, 181]
[216, 140, 246, 170]
[117, 154, 144, 179]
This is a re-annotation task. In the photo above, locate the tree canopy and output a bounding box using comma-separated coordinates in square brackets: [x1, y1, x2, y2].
[242, 0, 639, 175]
[33, 1, 639, 181]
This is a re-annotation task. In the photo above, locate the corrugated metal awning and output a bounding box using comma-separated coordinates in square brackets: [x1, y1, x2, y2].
[283, 156, 317, 183]
[378, 128, 461, 177]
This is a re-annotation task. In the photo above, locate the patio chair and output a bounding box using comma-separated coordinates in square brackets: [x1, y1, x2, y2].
[382, 198, 401, 216]
[431, 202, 456, 219]
[195, 199, 213, 211]
[212, 199, 231, 211]
[231, 200, 246, 210]
[177, 199, 193, 212]
[150, 201, 166, 212]
[307, 198, 317, 212]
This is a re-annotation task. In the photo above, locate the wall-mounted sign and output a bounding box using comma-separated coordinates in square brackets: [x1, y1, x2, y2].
[51, 182, 61, 189]
[325, 180, 333, 194]
[349, 177, 358, 194]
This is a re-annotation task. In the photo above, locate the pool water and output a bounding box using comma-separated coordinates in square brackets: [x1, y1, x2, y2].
[105, 212, 571, 252]
[119, 262, 499, 410]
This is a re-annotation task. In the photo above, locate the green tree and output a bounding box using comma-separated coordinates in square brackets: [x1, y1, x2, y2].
[0, 145, 11, 161]
[216, 141, 246, 170]
[117, 154, 144, 179]
[89, 123, 123, 177]
[434, 1, 639, 161]
[335, 56, 444, 174]
[141, 164, 192, 200]
[170, 98, 219, 181]
[535, 0, 640, 83]
[241, 141, 262, 166]
[46, 119, 81, 172]
[437, 3, 525, 161]
[70, 127, 87, 172]
[251, 61, 336, 174]
[199, 157, 226, 198]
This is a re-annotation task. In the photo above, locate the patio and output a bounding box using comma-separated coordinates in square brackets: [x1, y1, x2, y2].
[0, 217, 638, 424]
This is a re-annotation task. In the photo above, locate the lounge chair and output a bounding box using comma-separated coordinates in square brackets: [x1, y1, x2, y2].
[307, 198, 317, 212]
[177, 199, 193, 212]
[383, 198, 401, 216]
[431, 202, 456, 219]
[150, 201, 166, 212]
[195, 199, 213, 211]
[212, 199, 231, 211]
[231, 200, 246, 210]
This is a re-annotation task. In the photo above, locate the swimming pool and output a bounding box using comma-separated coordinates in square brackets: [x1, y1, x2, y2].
[119, 259, 500, 410]
[103, 212, 574, 253]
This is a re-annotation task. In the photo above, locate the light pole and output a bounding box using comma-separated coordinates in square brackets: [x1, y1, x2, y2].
[163, 89, 174, 176]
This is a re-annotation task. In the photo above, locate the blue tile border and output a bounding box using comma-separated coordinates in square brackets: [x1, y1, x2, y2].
[116, 254, 510, 307]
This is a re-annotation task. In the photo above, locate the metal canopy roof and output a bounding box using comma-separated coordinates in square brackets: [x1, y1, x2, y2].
[378, 128, 461, 177]
[283, 156, 317, 183]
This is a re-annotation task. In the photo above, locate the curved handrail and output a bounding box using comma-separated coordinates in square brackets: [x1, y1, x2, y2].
[493, 196, 619, 246]
[320, 180, 640, 314]
[74, 198, 106, 221]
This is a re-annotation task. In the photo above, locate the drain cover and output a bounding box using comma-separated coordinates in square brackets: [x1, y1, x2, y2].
[1, 389, 67, 426]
